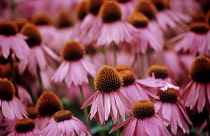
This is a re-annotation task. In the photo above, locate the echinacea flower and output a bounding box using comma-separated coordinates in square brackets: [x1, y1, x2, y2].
[52, 40, 96, 88]
[151, 0, 191, 33]
[110, 100, 170, 136]
[19, 23, 60, 75]
[0, 20, 30, 60]
[25, 107, 38, 120]
[169, 22, 210, 56]
[0, 78, 27, 120]
[134, 0, 164, 43]
[39, 110, 91, 136]
[31, 12, 62, 52]
[75, 0, 103, 46]
[118, 70, 150, 105]
[8, 118, 40, 136]
[154, 88, 192, 135]
[81, 65, 132, 125]
[96, 1, 137, 47]
[182, 56, 210, 113]
[34, 91, 63, 130]
[127, 12, 162, 54]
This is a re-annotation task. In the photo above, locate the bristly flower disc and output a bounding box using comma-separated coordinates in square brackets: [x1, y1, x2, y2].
[127, 12, 149, 28]
[148, 65, 170, 79]
[0, 78, 16, 101]
[0, 20, 18, 36]
[31, 12, 52, 25]
[87, 0, 104, 15]
[134, 0, 157, 20]
[132, 100, 155, 119]
[189, 22, 209, 34]
[36, 91, 63, 117]
[20, 23, 43, 47]
[94, 65, 123, 93]
[75, 0, 88, 21]
[119, 70, 136, 87]
[115, 64, 133, 72]
[54, 110, 73, 122]
[158, 88, 178, 103]
[55, 11, 74, 28]
[15, 118, 35, 133]
[189, 56, 210, 83]
[14, 18, 29, 32]
[151, 0, 170, 11]
[26, 107, 38, 119]
[61, 40, 85, 61]
[99, 1, 122, 23]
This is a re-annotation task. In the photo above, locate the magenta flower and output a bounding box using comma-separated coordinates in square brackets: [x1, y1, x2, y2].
[110, 100, 170, 136]
[19, 23, 60, 75]
[52, 40, 96, 88]
[183, 56, 210, 113]
[169, 22, 210, 56]
[39, 110, 91, 136]
[154, 88, 192, 135]
[74, 0, 103, 46]
[0, 78, 27, 120]
[34, 91, 63, 130]
[96, 1, 137, 47]
[8, 118, 40, 136]
[127, 12, 162, 54]
[0, 20, 30, 60]
[81, 65, 132, 125]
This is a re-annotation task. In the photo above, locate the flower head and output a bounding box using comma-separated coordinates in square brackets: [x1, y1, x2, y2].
[39, 110, 91, 136]
[55, 11, 74, 29]
[82, 65, 131, 125]
[155, 88, 192, 135]
[115, 64, 133, 72]
[8, 118, 40, 136]
[110, 100, 170, 136]
[0, 20, 30, 59]
[31, 12, 52, 26]
[94, 65, 123, 93]
[0, 78, 27, 120]
[148, 65, 170, 79]
[26, 107, 38, 119]
[75, 0, 88, 21]
[183, 56, 210, 112]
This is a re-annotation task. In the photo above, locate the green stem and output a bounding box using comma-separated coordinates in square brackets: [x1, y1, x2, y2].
[139, 53, 145, 78]
[131, 53, 138, 68]
[102, 47, 108, 65]
[37, 67, 44, 93]
[79, 85, 91, 129]
[10, 60, 18, 98]
[112, 42, 117, 66]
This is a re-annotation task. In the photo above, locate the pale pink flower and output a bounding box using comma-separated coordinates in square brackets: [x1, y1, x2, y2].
[154, 88, 192, 135]
[39, 110, 91, 136]
[8, 118, 40, 136]
[0, 79, 27, 120]
[81, 66, 132, 125]
[182, 56, 210, 113]
[0, 20, 30, 60]
[110, 100, 170, 136]
[96, 1, 137, 47]
[35, 91, 63, 130]
[127, 12, 163, 54]
[31, 12, 63, 52]
[19, 23, 60, 75]
[169, 22, 209, 56]
[52, 40, 96, 88]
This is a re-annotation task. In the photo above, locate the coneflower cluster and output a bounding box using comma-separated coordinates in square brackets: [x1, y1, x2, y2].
[0, 0, 210, 136]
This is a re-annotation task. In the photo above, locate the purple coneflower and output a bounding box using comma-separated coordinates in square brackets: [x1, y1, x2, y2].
[8, 118, 40, 136]
[154, 88, 192, 135]
[0, 78, 27, 120]
[81, 65, 132, 125]
[0, 20, 30, 60]
[110, 100, 170, 136]
[39, 110, 91, 136]
[52, 40, 96, 88]
[96, 1, 137, 47]
[182, 56, 210, 113]
[34, 91, 63, 130]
